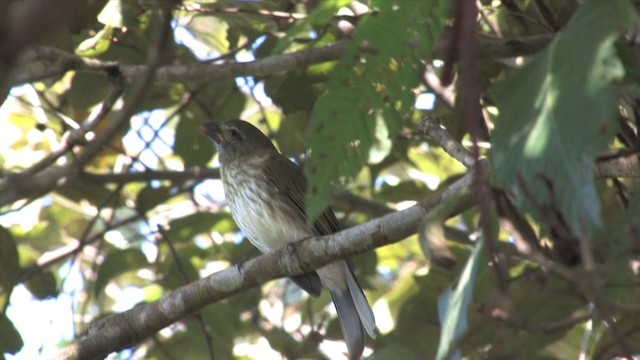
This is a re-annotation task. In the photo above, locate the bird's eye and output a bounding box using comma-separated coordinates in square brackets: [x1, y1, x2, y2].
[228, 128, 242, 140]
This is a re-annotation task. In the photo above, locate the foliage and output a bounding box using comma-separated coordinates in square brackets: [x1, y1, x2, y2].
[1, 0, 639, 359]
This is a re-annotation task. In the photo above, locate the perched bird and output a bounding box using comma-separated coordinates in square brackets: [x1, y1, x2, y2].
[200, 119, 376, 359]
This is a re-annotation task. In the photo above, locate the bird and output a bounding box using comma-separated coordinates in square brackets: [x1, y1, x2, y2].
[199, 119, 376, 359]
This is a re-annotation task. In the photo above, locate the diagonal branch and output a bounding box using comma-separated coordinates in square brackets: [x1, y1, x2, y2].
[0, 5, 174, 208]
[53, 170, 474, 360]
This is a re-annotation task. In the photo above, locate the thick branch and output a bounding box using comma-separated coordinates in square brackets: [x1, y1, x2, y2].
[13, 35, 553, 88]
[54, 171, 473, 360]
[1, 34, 555, 207]
[14, 40, 349, 86]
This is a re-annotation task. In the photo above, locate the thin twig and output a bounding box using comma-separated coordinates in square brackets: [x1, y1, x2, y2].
[418, 116, 474, 168]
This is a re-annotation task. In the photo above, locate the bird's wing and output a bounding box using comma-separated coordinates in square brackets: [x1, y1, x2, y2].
[263, 153, 326, 296]
[266, 153, 339, 236]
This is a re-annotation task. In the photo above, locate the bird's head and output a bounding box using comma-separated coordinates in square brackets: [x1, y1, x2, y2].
[199, 119, 276, 164]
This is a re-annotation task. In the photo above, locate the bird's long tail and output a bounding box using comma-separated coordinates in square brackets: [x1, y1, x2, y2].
[330, 262, 376, 359]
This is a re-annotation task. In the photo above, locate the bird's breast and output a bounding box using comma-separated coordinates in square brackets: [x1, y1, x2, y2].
[222, 161, 309, 253]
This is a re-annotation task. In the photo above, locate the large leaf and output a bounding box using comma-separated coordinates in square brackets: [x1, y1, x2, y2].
[24, 270, 58, 299]
[490, 0, 633, 237]
[0, 313, 23, 355]
[436, 239, 483, 360]
[0, 226, 20, 308]
[305, 0, 451, 220]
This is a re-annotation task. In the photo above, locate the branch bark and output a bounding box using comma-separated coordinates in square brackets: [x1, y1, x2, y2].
[54, 171, 473, 360]
[595, 153, 640, 178]
[12, 35, 553, 88]
[1, 33, 556, 207]
[0, 5, 174, 207]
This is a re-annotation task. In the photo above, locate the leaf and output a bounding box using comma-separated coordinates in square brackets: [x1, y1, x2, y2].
[402, 182, 471, 274]
[137, 185, 171, 213]
[76, 25, 114, 57]
[436, 238, 484, 360]
[368, 344, 415, 360]
[375, 180, 432, 203]
[418, 207, 457, 271]
[392, 271, 453, 357]
[305, 0, 451, 220]
[490, 0, 633, 237]
[276, 111, 309, 156]
[0, 226, 20, 305]
[67, 72, 110, 111]
[266, 71, 323, 115]
[55, 180, 112, 208]
[593, 315, 640, 359]
[182, 14, 230, 55]
[24, 271, 58, 299]
[97, 0, 124, 27]
[0, 313, 23, 355]
[94, 248, 149, 297]
[165, 212, 236, 242]
[159, 252, 201, 289]
[271, 0, 352, 54]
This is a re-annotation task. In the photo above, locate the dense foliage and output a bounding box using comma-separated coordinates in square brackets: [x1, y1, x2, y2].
[1, 0, 639, 359]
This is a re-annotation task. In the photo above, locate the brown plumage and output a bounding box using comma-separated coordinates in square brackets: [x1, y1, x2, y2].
[199, 119, 376, 359]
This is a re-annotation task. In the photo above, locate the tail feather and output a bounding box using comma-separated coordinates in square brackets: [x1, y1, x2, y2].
[290, 272, 322, 297]
[331, 288, 365, 359]
[345, 265, 376, 338]
[328, 261, 377, 359]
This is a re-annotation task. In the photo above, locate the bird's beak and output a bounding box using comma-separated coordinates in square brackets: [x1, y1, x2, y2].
[199, 122, 224, 143]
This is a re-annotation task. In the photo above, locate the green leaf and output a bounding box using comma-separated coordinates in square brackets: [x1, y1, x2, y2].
[368, 344, 415, 360]
[0, 226, 20, 306]
[266, 71, 324, 115]
[55, 179, 112, 208]
[490, 0, 633, 237]
[276, 111, 309, 156]
[306, 0, 451, 220]
[183, 14, 230, 54]
[375, 180, 432, 203]
[94, 248, 149, 297]
[159, 252, 201, 289]
[76, 25, 114, 57]
[165, 212, 236, 242]
[436, 238, 483, 360]
[67, 72, 110, 111]
[418, 207, 458, 271]
[24, 271, 58, 299]
[593, 315, 640, 359]
[97, 0, 124, 27]
[0, 313, 23, 355]
[392, 272, 452, 357]
[272, 0, 352, 54]
[137, 185, 171, 213]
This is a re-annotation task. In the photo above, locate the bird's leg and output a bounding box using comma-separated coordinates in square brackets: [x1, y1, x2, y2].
[233, 254, 251, 275]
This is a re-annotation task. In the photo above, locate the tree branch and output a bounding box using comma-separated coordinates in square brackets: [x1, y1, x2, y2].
[12, 35, 553, 88]
[80, 167, 220, 184]
[1, 33, 556, 208]
[0, 5, 174, 208]
[54, 170, 473, 360]
[595, 153, 640, 178]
